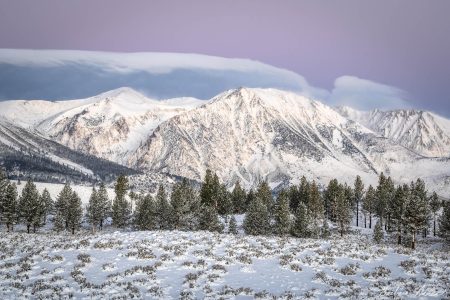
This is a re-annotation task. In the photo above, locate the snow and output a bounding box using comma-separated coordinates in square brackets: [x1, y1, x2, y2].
[13, 181, 115, 205]
[0, 228, 448, 299]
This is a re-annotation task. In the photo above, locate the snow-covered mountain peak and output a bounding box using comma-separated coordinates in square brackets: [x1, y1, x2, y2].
[336, 106, 450, 157]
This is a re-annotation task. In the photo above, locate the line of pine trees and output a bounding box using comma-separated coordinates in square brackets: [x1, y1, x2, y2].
[1, 169, 450, 250]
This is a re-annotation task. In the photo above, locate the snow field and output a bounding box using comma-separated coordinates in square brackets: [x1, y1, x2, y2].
[0, 228, 448, 299]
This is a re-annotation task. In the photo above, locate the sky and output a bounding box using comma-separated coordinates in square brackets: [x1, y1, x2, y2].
[0, 0, 449, 114]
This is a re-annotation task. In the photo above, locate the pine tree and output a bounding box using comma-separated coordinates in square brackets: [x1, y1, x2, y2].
[199, 205, 223, 232]
[353, 175, 364, 227]
[54, 183, 72, 232]
[438, 200, 450, 242]
[324, 179, 340, 222]
[66, 191, 82, 234]
[19, 179, 40, 233]
[391, 184, 408, 245]
[112, 175, 130, 228]
[273, 190, 291, 236]
[288, 185, 300, 214]
[256, 181, 273, 215]
[86, 187, 100, 233]
[134, 194, 156, 231]
[298, 176, 310, 207]
[362, 185, 376, 228]
[171, 179, 199, 230]
[429, 192, 441, 237]
[155, 185, 172, 230]
[373, 220, 384, 244]
[308, 180, 324, 238]
[217, 183, 233, 216]
[228, 215, 238, 235]
[40, 188, 53, 225]
[375, 173, 395, 230]
[403, 180, 429, 249]
[33, 190, 46, 233]
[2, 183, 18, 232]
[0, 170, 9, 223]
[292, 202, 310, 238]
[231, 181, 247, 214]
[243, 195, 270, 235]
[97, 183, 110, 230]
[200, 169, 215, 207]
[335, 185, 352, 237]
[245, 189, 255, 212]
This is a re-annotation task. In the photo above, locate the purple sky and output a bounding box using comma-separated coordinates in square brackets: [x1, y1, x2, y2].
[0, 0, 449, 113]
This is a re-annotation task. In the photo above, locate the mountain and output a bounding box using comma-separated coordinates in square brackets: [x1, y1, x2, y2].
[1, 87, 450, 194]
[0, 120, 137, 183]
[0, 49, 326, 101]
[336, 106, 450, 157]
[0, 87, 204, 166]
[132, 88, 447, 190]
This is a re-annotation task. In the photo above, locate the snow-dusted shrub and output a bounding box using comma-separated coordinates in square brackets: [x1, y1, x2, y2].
[340, 263, 360, 275]
[289, 263, 302, 272]
[77, 253, 91, 264]
[399, 259, 417, 273]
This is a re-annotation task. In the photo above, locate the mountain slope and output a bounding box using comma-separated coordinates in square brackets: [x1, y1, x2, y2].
[337, 106, 450, 157]
[0, 88, 204, 166]
[0, 120, 136, 183]
[132, 88, 427, 189]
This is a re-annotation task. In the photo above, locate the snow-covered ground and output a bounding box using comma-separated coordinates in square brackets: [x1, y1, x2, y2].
[0, 227, 448, 299]
[13, 181, 115, 205]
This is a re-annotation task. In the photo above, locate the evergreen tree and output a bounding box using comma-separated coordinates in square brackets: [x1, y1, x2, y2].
[134, 194, 156, 231]
[231, 181, 247, 214]
[228, 215, 238, 235]
[353, 175, 364, 227]
[288, 185, 300, 213]
[97, 183, 110, 230]
[245, 189, 255, 212]
[324, 179, 340, 222]
[200, 169, 215, 207]
[2, 183, 18, 232]
[54, 183, 72, 232]
[411, 178, 431, 239]
[403, 181, 429, 249]
[155, 185, 172, 230]
[335, 185, 352, 237]
[375, 173, 395, 230]
[273, 190, 291, 236]
[171, 179, 199, 230]
[217, 183, 233, 216]
[0, 170, 10, 224]
[243, 195, 270, 235]
[362, 185, 376, 228]
[40, 188, 54, 225]
[438, 200, 450, 242]
[391, 184, 409, 245]
[19, 179, 40, 233]
[298, 176, 310, 207]
[429, 192, 441, 237]
[112, 175, 130, 228]
[292, 202, 310, 238]
[256, 181, 273, 215]
[308, 181, 324, 238]
[199, 205, 223, 232]
[66, 191, 82, 234]
[373, 220, 384, 244]
[86, 187, 100, 233]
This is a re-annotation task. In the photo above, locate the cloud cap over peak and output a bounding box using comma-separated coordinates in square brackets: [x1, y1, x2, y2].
[327, 75, 411, 111]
